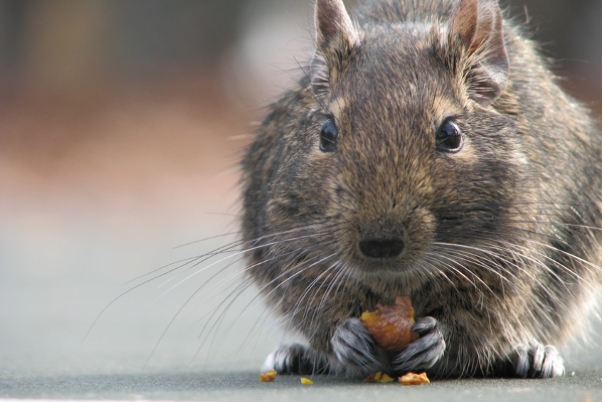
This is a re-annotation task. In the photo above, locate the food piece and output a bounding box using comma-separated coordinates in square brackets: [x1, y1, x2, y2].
[364, 372, 382, 383]
[398, 372, 430, 386]
[259, 370, 277, 382]
[364, 371, 395, 383]
[376, 373, 394, 383]
[300, 377, 314, 385]
[360, 296, 419, 352]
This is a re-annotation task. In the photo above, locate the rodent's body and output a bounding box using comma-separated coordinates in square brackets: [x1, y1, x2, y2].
[240, 0, 601, 378]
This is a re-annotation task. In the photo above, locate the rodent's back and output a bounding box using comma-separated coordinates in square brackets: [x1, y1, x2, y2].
[240, 0, 601, 378]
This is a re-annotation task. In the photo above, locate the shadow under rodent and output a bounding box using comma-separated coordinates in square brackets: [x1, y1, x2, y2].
[240, 0, 601, 379]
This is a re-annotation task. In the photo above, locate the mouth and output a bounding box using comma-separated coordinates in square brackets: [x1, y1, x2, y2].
[347, 258, 417, 280]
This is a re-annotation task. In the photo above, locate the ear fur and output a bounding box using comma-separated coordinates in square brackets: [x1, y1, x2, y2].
[311, 0, 360, 94]
[449, 0, 509, 105]
[315, 0, 359, 49]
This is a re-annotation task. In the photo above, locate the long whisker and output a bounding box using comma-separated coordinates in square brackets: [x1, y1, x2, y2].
[193, 249, 335, 363]
[200, 248, 333, 343]
[153, 230, 330, 304]
[431, 245, 515, 287]
[298, 259, 343, 330]
[144, 229, 333, 367]
[84, 233, 275, 339]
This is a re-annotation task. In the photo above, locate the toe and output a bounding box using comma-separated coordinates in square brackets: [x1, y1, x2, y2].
[332, 318, 381, 368]
[529, 343, 545, 376]
[265, 343, 329, 375]
[412, 317, 438, 335]
[393, 323, 445, 372]
[513, 344, 531, 378]
[540, 345, 565, 378]
[513, 343, 564, 378]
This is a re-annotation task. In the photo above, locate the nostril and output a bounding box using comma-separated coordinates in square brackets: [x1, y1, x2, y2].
[359, 238, 404, 259]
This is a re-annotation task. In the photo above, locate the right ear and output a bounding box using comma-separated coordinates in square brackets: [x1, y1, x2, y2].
[311, 0, 360, 93]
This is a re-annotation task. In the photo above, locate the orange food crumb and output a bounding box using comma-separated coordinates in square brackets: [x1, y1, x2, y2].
[365, 371, 395, 383]
[398, 372, 430, 386]
[259, 370, 277, 382]
[360, 296, 419, 352]
[300, 377, 314, 385]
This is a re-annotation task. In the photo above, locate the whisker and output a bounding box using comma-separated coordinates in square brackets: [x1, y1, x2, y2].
[150, 234, 330, 366]
[299, 259, 343, 330]
[172, 231, 243, 249]
[432, 245, 514, 284]
[152, 231, 323, 303]
[315, 261, 348, 319]
[194, 250, 335, 362]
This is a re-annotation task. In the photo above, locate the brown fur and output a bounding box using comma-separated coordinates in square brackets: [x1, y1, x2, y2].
[240, 0, 601, 378]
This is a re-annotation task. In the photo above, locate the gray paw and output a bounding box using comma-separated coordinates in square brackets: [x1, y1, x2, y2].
[331, 318, 383, 372]
[262, 343, 330, 375]
[392, 316, 445, 372]
[513, 343, 564, 378]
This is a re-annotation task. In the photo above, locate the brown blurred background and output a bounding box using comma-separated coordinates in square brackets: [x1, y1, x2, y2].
[0, 0, 600, 374]
[0, 0, 600, 216]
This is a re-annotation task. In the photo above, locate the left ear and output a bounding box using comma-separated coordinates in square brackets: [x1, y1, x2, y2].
[315, 0, 360, 61]
[448, 0, 509, 105]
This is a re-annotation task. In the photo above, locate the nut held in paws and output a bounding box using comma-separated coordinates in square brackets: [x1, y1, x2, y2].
[360, 296, 419, 352]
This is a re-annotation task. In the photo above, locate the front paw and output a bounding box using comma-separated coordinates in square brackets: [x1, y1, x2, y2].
[392, 316, 445, 373]
[263, 343, 330, 375]
[331, 318, 384, 372]
[513, 343, 564, 378]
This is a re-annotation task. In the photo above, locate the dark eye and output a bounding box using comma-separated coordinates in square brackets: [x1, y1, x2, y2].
[319, 118, 338, 153]
[436, 119, 463, 152]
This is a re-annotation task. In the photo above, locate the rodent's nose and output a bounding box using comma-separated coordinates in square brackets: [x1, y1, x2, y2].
[359, 237, 404, 259]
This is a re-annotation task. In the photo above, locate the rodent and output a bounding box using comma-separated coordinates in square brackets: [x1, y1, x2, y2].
[239, 0, 601, 379]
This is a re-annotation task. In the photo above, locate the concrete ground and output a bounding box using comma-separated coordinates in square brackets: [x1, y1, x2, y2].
[0, 368, 601, 401]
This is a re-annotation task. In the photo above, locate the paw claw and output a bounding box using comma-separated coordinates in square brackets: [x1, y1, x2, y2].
[393, 316, 445, 372]
[264, 343, 329, 375]
[514, 343, 564, 378]
[412, 316, 438, 335]
[331, 318, 383, 372]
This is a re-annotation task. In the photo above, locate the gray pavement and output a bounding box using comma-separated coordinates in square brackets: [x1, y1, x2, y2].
[0, 367, 601, 401]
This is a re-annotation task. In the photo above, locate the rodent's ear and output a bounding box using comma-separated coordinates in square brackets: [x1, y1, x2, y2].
[315, 0, 359, 52]
[449, 0, 509, 105]
[312, 0, 360, 92]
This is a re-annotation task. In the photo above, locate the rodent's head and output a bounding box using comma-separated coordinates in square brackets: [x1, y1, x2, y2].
[259, 0, 531, 284]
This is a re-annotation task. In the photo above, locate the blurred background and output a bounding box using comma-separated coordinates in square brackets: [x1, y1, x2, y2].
[0, 0, 600, 377]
